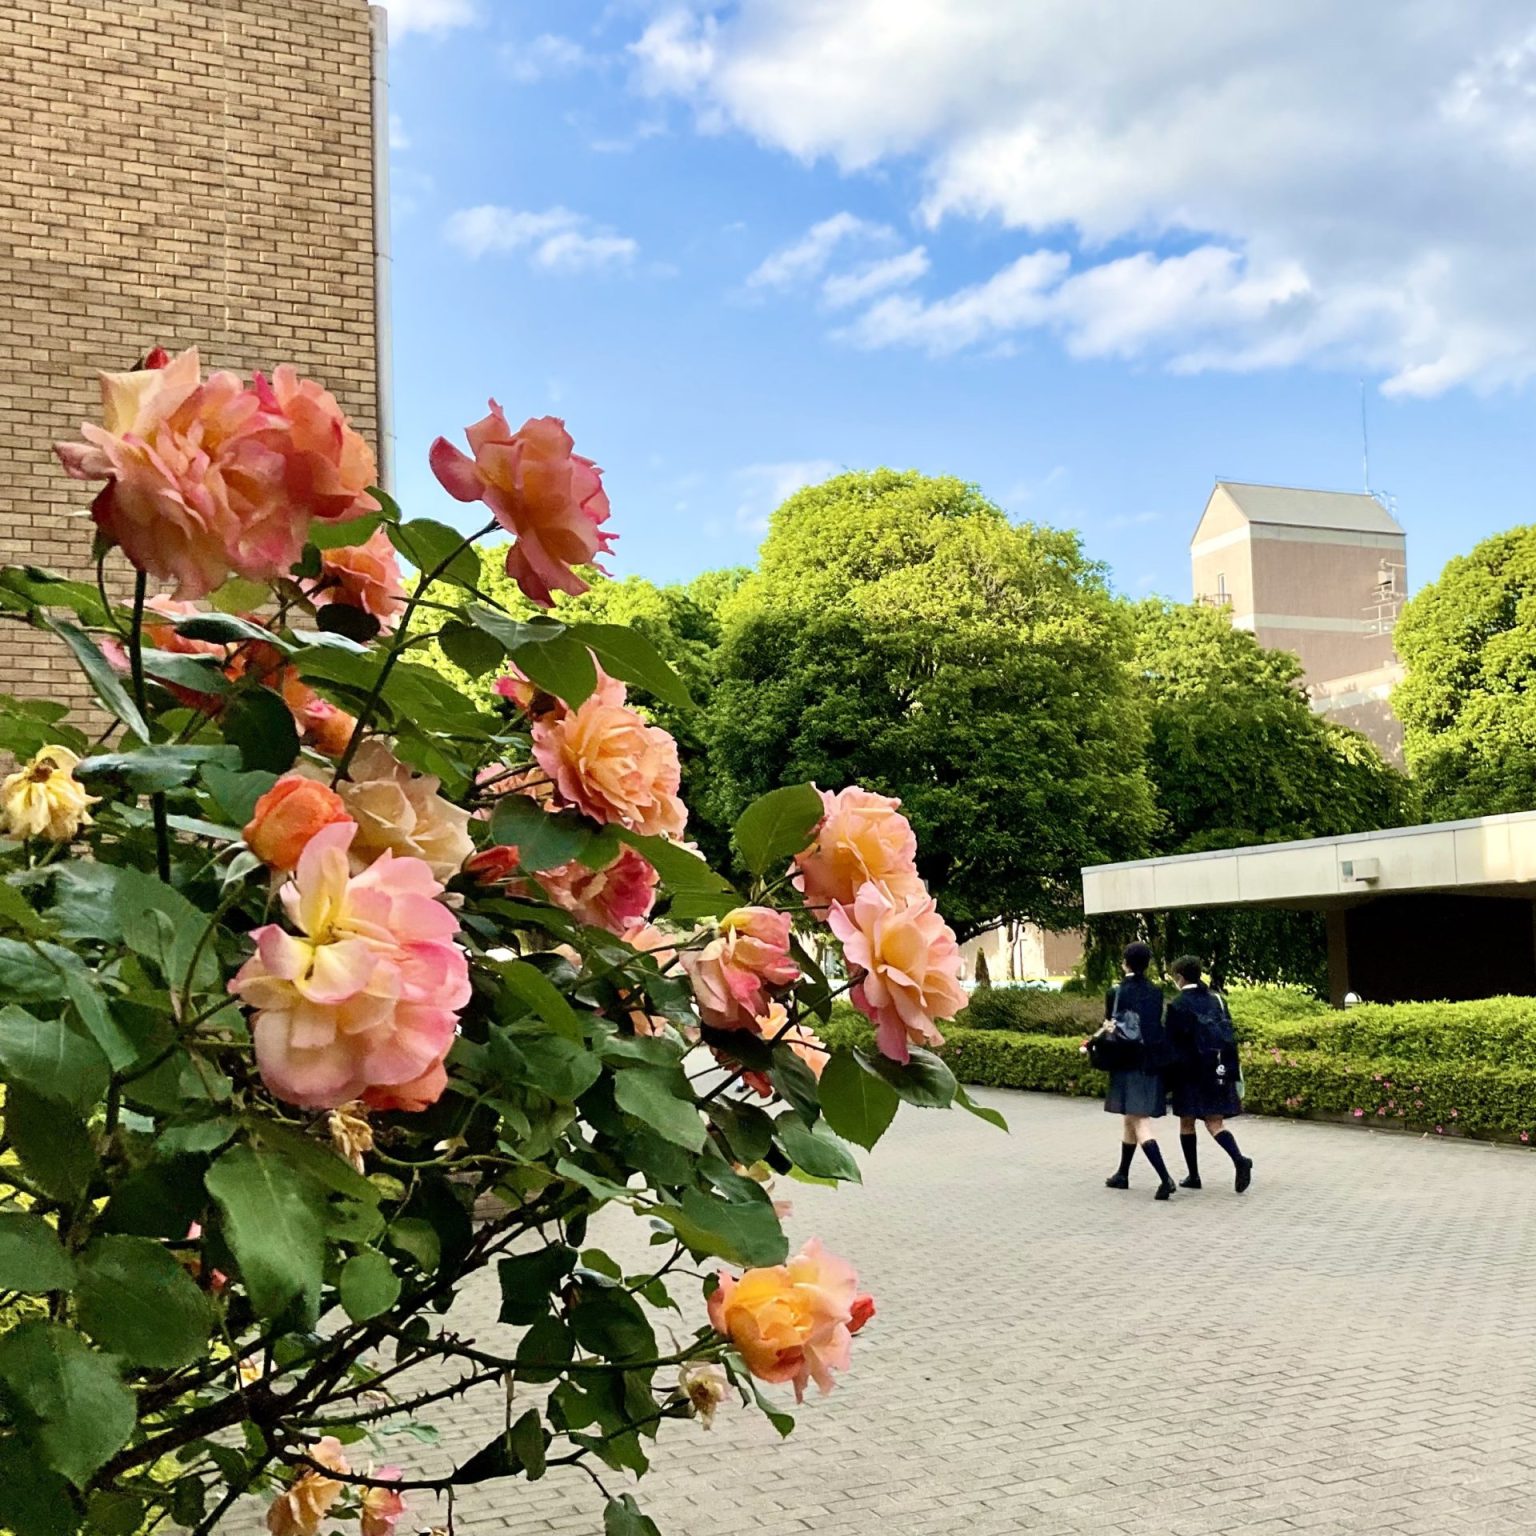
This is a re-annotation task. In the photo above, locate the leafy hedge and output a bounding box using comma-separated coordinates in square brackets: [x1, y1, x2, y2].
[825, 994, 1536, 1142]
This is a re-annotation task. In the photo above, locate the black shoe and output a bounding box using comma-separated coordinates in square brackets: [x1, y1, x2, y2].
[1154, 1179, 1176, 1201]
[1179, 1174, 1203, 1189]
[1235, 1157, 1254, 1194]
[1104, 1172, 1130, 1189]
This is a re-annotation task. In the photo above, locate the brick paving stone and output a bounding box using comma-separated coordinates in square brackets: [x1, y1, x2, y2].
[218, 1090, 1536, 1534]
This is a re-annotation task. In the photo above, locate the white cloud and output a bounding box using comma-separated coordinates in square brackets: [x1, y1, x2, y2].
[746, 213, 894, 290]
[444, 206, 639, 272]
[503, 33, 593, 85]
[388, 113, 410, 151]
[734, 459, 842, 533]
[821, 247, 930, 309]
[381, 0, 478, 40]
[636, 2, 1536, 394]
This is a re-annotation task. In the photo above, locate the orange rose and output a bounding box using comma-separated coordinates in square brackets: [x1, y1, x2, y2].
[243, 775, 351, 870]
[311, 526, 408, 630]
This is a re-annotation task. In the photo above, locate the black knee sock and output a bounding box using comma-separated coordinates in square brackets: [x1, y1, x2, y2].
[1180, 1132, 1199, 1177]
[1117, 1141, 1136, 1177]
[1140, 1140, 1171, 1182]
[1214, 1129, 1244, 1165]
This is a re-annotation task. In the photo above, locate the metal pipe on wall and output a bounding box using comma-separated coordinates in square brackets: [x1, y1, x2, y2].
[369, 4, 397, 495]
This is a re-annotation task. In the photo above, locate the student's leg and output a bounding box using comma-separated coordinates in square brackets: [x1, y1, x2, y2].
[1207, 1117, 1254, 1193]
[1106, 1115, 1138, 1187]
[1136, 1116, 1176, 1198]
[1179, 1115, 1201, 1187]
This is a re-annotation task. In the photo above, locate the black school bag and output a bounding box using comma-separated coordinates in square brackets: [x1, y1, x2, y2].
[1088, 983, 1146, 1072]
[1190, 992, 1237, 1086]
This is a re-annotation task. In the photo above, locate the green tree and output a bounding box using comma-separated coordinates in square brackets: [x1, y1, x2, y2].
[1102, 600, 1411, 990]
[704, 470, 1157, 937]
[1394, 525, 1536, 819]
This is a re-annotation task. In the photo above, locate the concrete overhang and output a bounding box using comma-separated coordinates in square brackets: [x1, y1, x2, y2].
[1082, 809, 1536, 915]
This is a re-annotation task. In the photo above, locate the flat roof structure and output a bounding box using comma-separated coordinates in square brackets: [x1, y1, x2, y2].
[1083, 810, 1536, 915]
[1082, 811, 1536, 1005]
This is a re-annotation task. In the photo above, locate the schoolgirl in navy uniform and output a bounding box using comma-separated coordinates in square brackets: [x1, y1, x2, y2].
[1165, 955, 1254, 1193]
[1098, 941, 1178, 1201]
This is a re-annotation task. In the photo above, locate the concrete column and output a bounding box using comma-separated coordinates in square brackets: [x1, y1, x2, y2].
[1326, 908, 1350, 1008]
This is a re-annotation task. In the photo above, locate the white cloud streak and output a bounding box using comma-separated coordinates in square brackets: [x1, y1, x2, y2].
[381, 0, 478, 40]
[444, 206, 639, 272]
[746, 212, 893, 290]
[734, 459, 842, 533]
[636, 2, 1536, 394]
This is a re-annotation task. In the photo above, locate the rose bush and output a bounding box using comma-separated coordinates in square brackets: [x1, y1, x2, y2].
[0, 351, 988, 1536]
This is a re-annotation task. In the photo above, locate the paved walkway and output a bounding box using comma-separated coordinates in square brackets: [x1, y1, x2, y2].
[342, 1094, 1536, 1535]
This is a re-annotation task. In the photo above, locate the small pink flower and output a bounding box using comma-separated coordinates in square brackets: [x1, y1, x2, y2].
[828, 880, 966, 1063]
[682, 907, 799, 1031]
[360, 1468, 407, 1536]
[1435, 1125, 1444, 1134]
[1352, 1108, 1365, 1118]
[430, 408, 614, 607]
[534, 844, 658, 934]
[1521, 1131, 1530, 1144]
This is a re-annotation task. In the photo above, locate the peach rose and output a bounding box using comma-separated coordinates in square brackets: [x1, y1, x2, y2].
[533, 690, 686, 839]
[362, 1058, 449, 1114]
[360, 1471, 407, 1536]
[735, 1001, 828, 1098]
[243, 775, 351, 870]
[255, 364, 380, 525]
[534, 844, 658, 934]
[681, 907, 799, 1031]
[494, 662, 625, 721]
[707, 1239, 866, 1402]
[229, 822, 469, 1110]
[281, 676, 360, 761]
[267, 1438, 348, 1536]
[430, 408, 614, 607]
[327, 739, 473, 882]
[310, 525, 407, 630]
[827, 881, 966, 1064]
[793, 785, 923, 914]
[56, 347, 282, 599]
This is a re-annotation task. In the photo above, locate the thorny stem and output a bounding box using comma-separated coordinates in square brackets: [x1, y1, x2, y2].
[128, 571, 172, 883]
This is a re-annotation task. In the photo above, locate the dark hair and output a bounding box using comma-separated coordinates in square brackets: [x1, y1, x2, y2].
[1122, 942, 1152, 975]
[1171, 955, 1205, 986]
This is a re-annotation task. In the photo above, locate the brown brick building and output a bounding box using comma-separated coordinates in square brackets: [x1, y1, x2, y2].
[0, 0, 387, 702]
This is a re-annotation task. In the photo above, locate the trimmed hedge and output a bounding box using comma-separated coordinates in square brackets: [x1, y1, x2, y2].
[955, 987, 1104, 1036]
[822, 996, 1536, 1143]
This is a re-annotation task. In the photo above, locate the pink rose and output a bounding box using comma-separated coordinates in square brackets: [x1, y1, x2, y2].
[360, 1471, 407, 1536]
[430, 407, 614, 607]
[310, 526, 408, 629]
[533, 689, 686, 839]
[254, 364, 380, 525]
[794, 785, 923, 914]
[828, 881, 966, 1063]
[682, 907, 799, 1031]
[534, 844, 658, 934]
[229, 822, 469, 1110]
[707, 1239, 865, 1402]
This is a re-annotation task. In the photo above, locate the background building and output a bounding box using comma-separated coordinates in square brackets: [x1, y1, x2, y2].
[1190, 481, 1407, 759]
[0, 0, 389, 703]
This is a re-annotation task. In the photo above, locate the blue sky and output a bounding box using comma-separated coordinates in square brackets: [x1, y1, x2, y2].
[382, 0, 1536, 602]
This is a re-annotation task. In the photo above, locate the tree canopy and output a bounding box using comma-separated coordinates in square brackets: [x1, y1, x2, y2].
[1394, 525, 1536, 819]
[702, 471, 1158, 937]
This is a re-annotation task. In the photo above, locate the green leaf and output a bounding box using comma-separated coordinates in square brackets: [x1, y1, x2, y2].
[570, 1284, 655, 1363]
[201, 762, 278, 826]
[308, 512, 384, 550]
[615, 830, 735, 895]
[775, 1112, 862, 1182]
[390, 518, 481, 588]
[515, 1314, 573, 1384]
[510, 630, 598, 709]
[487, 791, 598, 872]
[653, 1186, 788, 1267]
[112, 868, 220, 992]
[0, 879, 49, 937]
[245, 1120, 380, 1205]
[139, 648, 231, 697]
[205, 1145, 326, 1324]
[706, 1098, 775, 1164]
[566, 622, 694, 709]
[98, 1158, 205, 1239]
[604, 1495, 662, 1536]
[733, 782, 823, 877]
[74, 1235, 212, 1369]
[788, 936, 832, 1022]
[955, 1083, 1009, 1132]
[0, 567, 108, 626]
[62, 968, 138, 1073]
[857, 1045, 958, 1108]
[0, 1214, 75, 1293]
[339, 1250, 402, 1323]
[0, 1005, 110, 1113]
[173, 612, 280, 646]
[497, 1245, 576, 1326]
[461, 603, 550, 654]
[768, 1047, 822, 1124]
[734, 1359, 796, 1438]
[0, 1434, 81, 1536]
[437, 619, 506, 679]
[0, 1322, 136, 1489]
[613, 1068, 706, 1151]
[222, 686, 300, 774]
[77, 744, 240, 792]
[7, 1089, 97, 1203]
[85, 1492, 144, 1536]
[509, 1407, 548, 1482]
[0, 938, 70, 1003]
[43, 618, 148, 742]
[818, 1049, 900, 1150]
[385, 1217, 441, 1274]
[0, 695, 88, 761]
[497, 958, 585, 1042]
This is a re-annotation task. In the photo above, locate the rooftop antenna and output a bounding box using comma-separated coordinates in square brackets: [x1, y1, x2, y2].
[1359, 379, 1372, 495]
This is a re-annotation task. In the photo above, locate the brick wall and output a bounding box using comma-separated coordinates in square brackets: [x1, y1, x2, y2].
[0, 0, 380, 704]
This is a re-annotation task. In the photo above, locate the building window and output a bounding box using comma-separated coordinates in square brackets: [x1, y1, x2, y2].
[1216, 572, 1228, 601]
